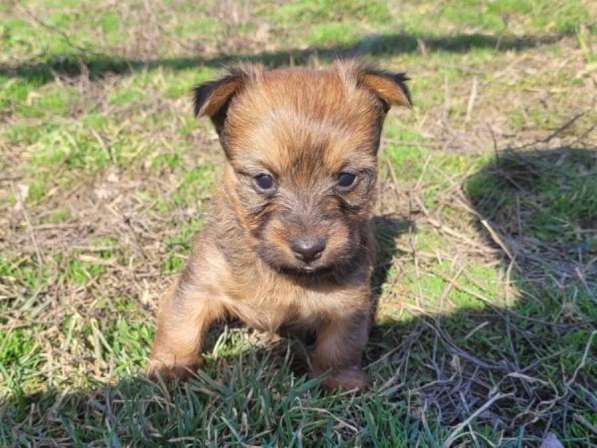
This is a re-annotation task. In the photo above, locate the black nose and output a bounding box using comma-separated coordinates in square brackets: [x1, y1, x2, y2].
[291, 237, 326, 263]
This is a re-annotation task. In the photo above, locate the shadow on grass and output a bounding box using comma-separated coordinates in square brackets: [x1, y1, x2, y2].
[367, 146, 596, 444]
[1, 148, 595, 446]
[0, 31, 567, 85]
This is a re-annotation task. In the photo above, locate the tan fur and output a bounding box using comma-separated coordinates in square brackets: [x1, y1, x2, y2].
[149, 60, 411, 391]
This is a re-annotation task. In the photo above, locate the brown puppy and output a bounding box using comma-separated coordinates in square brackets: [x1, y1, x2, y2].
[149, 60, 411, 390]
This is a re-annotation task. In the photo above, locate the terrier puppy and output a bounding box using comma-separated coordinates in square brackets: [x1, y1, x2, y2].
[149, 60, 411, 390]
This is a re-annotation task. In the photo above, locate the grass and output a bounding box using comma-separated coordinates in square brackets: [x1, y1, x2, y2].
[1, 0, 596, 446]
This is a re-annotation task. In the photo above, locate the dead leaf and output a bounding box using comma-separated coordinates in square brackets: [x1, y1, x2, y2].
[540, 433, 564, 448]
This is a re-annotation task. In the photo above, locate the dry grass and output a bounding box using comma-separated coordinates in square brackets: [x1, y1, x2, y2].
[1, 0, 596, 446]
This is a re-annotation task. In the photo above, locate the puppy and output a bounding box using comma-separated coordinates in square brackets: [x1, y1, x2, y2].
[149, 60, 411, 390]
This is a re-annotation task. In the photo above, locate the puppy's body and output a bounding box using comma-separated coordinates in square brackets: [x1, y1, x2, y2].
[150, 62, 410, 390]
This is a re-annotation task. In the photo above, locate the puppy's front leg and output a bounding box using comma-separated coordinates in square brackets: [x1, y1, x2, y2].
[311, 311, 370, 391]
[149, 283, 225, 380]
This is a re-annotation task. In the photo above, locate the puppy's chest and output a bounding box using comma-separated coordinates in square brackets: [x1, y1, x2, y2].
[226, 277, 356, 332]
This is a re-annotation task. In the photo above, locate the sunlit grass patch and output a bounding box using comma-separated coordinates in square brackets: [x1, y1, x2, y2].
[271, 0, 390, 25]
[307, 22, 362, 46]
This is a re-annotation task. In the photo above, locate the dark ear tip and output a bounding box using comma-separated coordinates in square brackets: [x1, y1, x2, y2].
[192, 82, 215, 117]
[393, 72, 410, 82]
[392, 72, 413, 108]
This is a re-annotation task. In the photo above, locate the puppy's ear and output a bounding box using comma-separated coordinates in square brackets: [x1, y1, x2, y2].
[358, 69, 412, 111]
[193, 74, 243, 118]
[193, 64, 262, 133]
[336, 60, 412, 111]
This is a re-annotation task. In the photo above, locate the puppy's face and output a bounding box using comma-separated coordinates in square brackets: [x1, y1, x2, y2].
[194, 61, 411, 275]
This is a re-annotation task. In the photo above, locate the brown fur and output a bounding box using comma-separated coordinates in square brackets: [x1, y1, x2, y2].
[149, 60, 411, 390]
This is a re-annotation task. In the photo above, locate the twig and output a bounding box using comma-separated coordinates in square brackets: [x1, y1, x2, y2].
[575, 266, 595, 302]
[0, 175, 23, 182]
[443, 73, 450, 122]
[10, 183, 44, 268]
[512, 112, 586, 151]
[298, 407, 359, 433]
[538, 112, 584, 144]
[443, 392, 513, 447]
[480, 219, 517, 264]
[421, 318, 508, 371]
[437, 262, 465, 310]
[569, 122, 596, 147]
[414, 196, 489, 252]
[465, 77, 478, 123]
[91, 129, 115, 164]
[414, 153, 433, 192]
[565, 330, 595, 387]
[385, 157, 402, 203]
[573, 414, 597, 436]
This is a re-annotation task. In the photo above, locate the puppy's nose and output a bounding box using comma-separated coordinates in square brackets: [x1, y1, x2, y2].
[291, 237, 326, 263]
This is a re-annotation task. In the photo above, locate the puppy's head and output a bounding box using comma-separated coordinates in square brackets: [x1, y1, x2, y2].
[194, 61, 411, 275]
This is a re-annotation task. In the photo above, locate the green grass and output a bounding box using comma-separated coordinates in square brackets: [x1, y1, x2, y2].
[1, 0, 596, 446]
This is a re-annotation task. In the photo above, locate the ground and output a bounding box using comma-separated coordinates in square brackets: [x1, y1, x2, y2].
[1, 0, 596, 446]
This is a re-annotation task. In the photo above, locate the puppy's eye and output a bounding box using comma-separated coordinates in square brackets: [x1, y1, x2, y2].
[337, 172, 357, 189]
[254, 173, 275, 192]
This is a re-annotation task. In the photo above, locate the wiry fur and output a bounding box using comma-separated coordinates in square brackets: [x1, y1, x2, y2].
[150, 60, 411, 390]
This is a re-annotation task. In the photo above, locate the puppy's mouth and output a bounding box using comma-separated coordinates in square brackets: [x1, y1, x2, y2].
[278, 263, 334, 277]
[256, 246, 334, 276]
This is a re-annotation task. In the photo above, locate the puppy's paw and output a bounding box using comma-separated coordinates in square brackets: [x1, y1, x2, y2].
[147, 357, 202, 382]
[320, 366, 369, 392]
